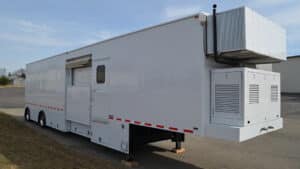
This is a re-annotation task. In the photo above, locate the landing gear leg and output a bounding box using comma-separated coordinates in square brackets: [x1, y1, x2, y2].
[125, 153, 134, 162]
[175, 141, 182, 150]
[121, 125, 139, 167]
[172, 133, 185, 154]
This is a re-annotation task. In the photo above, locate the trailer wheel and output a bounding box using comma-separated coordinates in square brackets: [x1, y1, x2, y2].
[38, 112, 46, 128]
[24, 108, 30, 121]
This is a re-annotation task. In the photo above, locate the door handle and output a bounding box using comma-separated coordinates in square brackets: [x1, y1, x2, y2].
[268, 126, 274, 129]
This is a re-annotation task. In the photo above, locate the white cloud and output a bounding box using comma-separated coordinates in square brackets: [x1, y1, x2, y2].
[0, 33, 70, 46]
[16, 20, 55, 34]
[266, 2, 300, 55]
[0, 19, 70, 47]
[163, 6, 202, 20]
[271, 4, 300, 27]
[0, 18, 126, 48]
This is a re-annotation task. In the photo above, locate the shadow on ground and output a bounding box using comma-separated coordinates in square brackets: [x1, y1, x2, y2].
[28, 122, 204, 169]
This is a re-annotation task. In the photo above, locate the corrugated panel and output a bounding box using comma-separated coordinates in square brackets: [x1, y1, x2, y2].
[215, 84, 240, 114]
[216, 7, 245, 53]
[249, 84, 259, 104]
[207, 7, 286, 63]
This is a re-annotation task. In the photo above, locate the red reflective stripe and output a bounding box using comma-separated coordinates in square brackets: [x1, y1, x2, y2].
[184, 129, 194, 133]
[27, 103, 64, 111]
[169, 127, 178, 131]
[156, 125, 164, 128]
[125, 119, 131, 123]
[116, 118, 122, 121]
[144, 123, 152, 127]
[134, 121, 141, 125]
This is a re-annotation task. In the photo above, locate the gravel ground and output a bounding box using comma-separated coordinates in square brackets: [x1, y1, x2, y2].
[0, 87, 300, 169]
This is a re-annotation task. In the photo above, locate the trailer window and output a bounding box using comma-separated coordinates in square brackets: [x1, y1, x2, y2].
[96, 65, 105, 84]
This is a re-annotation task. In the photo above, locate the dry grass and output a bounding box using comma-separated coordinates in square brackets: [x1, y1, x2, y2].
[0, 112, 124, 169]
[0, 85, 24, 88]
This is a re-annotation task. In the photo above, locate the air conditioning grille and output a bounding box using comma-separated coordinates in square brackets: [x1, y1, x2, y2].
[215, 84, 240, 114]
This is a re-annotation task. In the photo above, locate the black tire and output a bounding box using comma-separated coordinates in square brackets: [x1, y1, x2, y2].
[24, 108, 30, 121]
[38, 112, 46, 128]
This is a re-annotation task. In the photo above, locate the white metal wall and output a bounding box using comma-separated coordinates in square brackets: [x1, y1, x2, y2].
[273, 57, 300, 93]
[25, 55, 68, 131]
[91, 17, 220, 137]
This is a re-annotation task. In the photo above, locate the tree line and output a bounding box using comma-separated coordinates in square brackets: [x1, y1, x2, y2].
[0, 76, 11, 85]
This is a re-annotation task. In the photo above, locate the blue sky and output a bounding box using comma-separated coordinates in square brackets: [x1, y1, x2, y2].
[0, 0, 299, 72]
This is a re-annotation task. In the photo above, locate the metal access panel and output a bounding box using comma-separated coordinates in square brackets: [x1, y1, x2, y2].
[206, 7, 286, 63]
[66, 86, 91, 125]
[244, 69, 281, 124]
[211, 70, 243, 126]
[208, 68, 283, 142]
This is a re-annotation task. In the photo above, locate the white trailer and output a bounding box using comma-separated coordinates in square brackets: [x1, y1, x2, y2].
[25, 5, 286, 158]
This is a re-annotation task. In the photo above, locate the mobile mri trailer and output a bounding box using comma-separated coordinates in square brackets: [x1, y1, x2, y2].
[25, 6, 286, 158]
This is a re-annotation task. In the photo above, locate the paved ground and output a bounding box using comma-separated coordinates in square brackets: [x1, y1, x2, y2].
[0, 87, 300, 169]
[0, 87, 24, 108]
[282, 93, 300, 115]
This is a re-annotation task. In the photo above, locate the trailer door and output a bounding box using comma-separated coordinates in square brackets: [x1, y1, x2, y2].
[91, 58, 110, 123]
[66, 56, 92, 126]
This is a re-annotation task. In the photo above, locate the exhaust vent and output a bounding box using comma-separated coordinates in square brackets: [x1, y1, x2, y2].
[249, 84, 259, 104]
[215, 84, 240, 114]
[271, 85, 279, 102]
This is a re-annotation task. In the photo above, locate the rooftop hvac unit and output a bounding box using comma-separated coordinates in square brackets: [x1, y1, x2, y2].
[206, 7, 286, 63]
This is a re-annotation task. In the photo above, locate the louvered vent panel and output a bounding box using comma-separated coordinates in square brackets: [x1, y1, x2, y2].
[271, 85, 279, 102]
[215, 84, 240, 114]
[249, 84, 259, 104]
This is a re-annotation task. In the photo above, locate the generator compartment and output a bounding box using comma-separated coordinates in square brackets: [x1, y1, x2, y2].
[206, 68, 283, 141]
